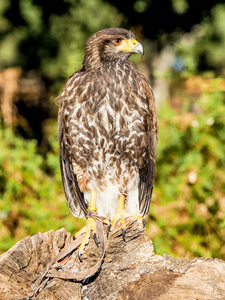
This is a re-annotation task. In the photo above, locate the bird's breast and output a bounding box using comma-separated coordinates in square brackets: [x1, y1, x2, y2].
[64, 72, 150, 190]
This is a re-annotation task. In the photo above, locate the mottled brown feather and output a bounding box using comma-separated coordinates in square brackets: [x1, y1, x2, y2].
[138, 75, 158, 216]
[58, 98, 87, 218]
[56, 28, 158, 219]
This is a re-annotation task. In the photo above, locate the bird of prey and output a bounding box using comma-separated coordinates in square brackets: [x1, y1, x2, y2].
[56, 28, 158, 259]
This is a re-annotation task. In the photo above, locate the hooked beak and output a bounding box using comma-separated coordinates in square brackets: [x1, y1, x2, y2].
[118, 38, 144, 57]
[132, 41, 144, 58]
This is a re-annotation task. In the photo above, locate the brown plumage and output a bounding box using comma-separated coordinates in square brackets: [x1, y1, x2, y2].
[56, 28, 158, 222]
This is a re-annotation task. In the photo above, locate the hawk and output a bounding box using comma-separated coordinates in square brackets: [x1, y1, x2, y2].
[56, 28, 158, 259]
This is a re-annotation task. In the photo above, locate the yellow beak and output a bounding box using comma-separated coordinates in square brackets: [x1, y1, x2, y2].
[118, 38, 144, 57]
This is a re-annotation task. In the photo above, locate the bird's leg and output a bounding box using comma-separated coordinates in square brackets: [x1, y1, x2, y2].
[107, 194, 145, 241]
[111, 194, 126, 240]
[75, 190, 98, 261]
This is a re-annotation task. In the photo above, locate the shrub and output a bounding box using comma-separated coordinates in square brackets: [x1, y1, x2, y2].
[147, 91, 225, 258]
[0, 126, 84, 253]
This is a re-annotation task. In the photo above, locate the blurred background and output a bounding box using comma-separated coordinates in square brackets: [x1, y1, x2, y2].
[0, 0, 225, 259]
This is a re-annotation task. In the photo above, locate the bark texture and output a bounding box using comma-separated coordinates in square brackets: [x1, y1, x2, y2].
[0, 217, 225, 300]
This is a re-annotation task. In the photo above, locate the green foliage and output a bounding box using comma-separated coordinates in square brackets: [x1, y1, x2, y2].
[171, 0, 188, 15]
[147, 91, 225, 259]
[175, 3, 225, 75]
[0, 126, 84, 253]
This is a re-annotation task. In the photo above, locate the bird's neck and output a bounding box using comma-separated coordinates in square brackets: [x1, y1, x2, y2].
[83, 58, 134, 77]
[103, 60, 133, 76]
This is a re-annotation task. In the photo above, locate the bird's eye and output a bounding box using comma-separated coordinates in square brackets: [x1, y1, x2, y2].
[113, 38, 122, 44]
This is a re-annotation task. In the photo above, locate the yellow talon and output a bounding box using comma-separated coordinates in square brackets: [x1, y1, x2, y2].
[76, 217, 97, 257]
[108, 194, 144, 241]
[75, 189, 98, 261]
[75, 225, 87, 237]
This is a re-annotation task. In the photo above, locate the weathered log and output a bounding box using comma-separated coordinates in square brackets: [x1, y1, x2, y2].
[0, 217, 225, 300]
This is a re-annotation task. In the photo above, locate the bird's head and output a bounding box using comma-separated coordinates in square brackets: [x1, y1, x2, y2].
[83, 28, 144, 69]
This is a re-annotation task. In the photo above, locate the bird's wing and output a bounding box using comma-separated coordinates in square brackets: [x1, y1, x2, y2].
[56, 76, 87, 218]
[138, 74, 158, 217]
